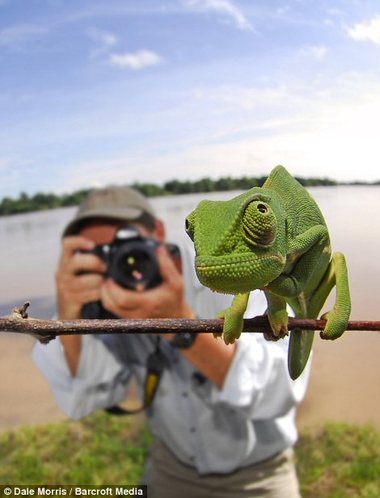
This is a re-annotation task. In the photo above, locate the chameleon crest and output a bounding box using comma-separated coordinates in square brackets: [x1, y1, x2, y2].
[186, 165, 351, 379]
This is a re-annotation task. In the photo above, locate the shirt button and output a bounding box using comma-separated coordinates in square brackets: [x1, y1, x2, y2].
[182, 392, 188, 398]
[190, 427, 196, 434]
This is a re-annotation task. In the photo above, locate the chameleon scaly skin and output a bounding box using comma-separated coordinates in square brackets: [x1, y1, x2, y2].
[185, 165, 351, 379]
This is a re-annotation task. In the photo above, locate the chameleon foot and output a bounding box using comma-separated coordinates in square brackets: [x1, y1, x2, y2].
[319, 309, 348, 340]
[216, 312, 242, 345]
[267, 310, 289, 340]
[263, 330, 282, 342]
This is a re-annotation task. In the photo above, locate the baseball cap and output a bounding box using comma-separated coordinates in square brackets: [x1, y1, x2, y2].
[62, 186, 155, 237]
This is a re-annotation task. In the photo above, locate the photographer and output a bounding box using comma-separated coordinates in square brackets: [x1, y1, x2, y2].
[33, 186, 309, 498]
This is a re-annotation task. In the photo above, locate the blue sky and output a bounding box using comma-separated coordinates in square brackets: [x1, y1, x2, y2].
[1, 0, 380, 199]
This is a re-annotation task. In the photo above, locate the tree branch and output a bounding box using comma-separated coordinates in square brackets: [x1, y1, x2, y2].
[0, 302, 379, 344]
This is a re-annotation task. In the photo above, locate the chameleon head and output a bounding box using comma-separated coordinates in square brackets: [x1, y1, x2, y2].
[185, 190, 287, 294]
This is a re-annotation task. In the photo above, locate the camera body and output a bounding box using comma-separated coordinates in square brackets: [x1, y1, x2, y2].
[81, 224, 180, 319]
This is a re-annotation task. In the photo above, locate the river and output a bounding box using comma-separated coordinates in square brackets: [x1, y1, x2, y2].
[1, 186, 379, 319]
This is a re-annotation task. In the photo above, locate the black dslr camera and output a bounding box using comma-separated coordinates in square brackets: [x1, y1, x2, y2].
[81, 225, 180, 319]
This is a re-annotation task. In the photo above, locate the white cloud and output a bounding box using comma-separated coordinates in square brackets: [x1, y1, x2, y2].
[58, 81, 380, 194]
[346, 15, 380, 45]
[0, 24, 48, 47]
[183, 0, 252, 31]
[144, 78, 380, 182]
[144, 94, 380, 182]
[293, 44, 328, 61]
[0, 157, 10, 171]
[193, 84, 304, 112]
[87, 28, 118, 60]
[307, 45, 328, 60]
[109, 50, 164, 70]
[87, 28, 118, 47]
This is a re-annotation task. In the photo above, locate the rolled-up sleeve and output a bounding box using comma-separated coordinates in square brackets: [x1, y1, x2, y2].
[32, 335, 132, 419]
[210, 333, 310, 419]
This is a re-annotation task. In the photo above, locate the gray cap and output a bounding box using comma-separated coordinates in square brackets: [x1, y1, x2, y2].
[62, 186, 155, 236]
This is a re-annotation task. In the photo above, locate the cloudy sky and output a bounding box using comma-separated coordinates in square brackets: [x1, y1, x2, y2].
[1, 0, 380, 199]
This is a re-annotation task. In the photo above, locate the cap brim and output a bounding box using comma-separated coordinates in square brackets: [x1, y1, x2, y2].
[62, 206, 144, 237]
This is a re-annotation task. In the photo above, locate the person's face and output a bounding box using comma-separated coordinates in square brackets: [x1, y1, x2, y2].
[78, 217, 164, 245]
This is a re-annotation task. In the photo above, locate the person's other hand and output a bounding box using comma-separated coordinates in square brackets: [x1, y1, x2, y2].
[56, 236, 106, 320]
[100, 245, 195, 321]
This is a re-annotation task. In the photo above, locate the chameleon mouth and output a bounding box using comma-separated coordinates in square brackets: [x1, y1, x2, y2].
[195, 253, 284, 294]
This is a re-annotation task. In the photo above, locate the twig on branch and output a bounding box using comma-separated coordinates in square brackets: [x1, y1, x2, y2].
[0, 302, 379, 344]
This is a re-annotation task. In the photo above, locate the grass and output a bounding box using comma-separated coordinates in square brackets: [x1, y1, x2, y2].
[296, 422, 380, 497]
[1, 413, 379, 497]
[0, 412, 153, 485]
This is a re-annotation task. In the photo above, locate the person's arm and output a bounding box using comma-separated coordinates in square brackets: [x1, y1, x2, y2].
[60, 336, 82, 376]
[32, 334, 131, 419]
[209, 329, 311, 420]
[100, 245, 237, 388]
[33, 234, 132, 417]
[180, 335, 236, 389]
[55, 235, 106, 375]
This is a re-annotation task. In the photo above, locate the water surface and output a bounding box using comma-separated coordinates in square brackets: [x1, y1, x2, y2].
[1, 187, 379, 319]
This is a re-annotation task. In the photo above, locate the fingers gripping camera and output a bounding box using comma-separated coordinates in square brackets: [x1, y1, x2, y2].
[81, 225, 180, 319]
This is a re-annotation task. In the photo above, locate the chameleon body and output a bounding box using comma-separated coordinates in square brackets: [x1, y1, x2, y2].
[185, 165, 351, 379]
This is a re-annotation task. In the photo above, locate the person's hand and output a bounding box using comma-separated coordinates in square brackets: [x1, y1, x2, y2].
[56, 236, 106, 320]
[100, 245, 195, 322]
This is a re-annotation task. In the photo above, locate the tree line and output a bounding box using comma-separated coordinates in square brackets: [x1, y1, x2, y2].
[0, 175, 377, 217]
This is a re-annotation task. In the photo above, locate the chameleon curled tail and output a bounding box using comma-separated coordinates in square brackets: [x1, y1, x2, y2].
[286, 251, 350, 379]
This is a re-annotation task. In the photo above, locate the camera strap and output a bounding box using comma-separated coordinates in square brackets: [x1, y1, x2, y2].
[105, 337, 167, 416]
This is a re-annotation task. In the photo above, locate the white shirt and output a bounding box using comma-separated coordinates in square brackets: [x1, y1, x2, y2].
[32, 240, 310, 475]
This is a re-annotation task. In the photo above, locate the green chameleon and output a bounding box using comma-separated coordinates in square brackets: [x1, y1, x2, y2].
[185, 165, 351, 379]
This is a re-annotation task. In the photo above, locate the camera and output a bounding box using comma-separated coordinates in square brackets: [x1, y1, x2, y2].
[81, 225, 180, 319]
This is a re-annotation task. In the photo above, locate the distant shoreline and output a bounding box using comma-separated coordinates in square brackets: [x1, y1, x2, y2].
[1, 176, 379, 217]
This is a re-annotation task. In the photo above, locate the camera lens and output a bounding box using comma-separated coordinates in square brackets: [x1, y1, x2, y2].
[110, 242, 162, 290]
[119, 249, 152, 284]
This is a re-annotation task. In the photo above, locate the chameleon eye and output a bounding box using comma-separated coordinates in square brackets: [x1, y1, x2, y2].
[243, 201, 276, 247]
[257, 204, 268, 214]
[185, 216, 195, 241]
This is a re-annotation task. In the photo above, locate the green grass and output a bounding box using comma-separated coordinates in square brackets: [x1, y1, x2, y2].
[296, 422, 380, 498]
[1, 413, 379, 497]
[0, 412, 153, 485]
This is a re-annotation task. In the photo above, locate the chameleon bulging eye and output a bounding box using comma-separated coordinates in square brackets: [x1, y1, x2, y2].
[257, 204, 268, 214]
[242, 201, 276, 247]
[185, 216, 195, 241]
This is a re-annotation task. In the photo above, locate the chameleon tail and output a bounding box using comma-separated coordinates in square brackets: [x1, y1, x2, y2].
[288, 329, 314, 380]
[320, 252, 351, 340]
[288, 259, 336, 380]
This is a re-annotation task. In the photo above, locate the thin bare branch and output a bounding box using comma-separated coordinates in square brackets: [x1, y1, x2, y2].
[0, 302, 379, 344]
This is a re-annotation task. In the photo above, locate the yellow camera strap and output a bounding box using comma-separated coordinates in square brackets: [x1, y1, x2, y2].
[105, 338, 167, 416]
